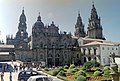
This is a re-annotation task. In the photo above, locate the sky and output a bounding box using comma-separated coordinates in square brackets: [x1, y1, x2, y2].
[0, 0, 120, 43]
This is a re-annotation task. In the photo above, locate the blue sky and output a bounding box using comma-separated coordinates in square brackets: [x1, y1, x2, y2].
[0, 0, 120, 42]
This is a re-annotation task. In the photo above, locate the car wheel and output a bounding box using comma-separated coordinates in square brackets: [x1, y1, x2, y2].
[20, 79, 25, 81]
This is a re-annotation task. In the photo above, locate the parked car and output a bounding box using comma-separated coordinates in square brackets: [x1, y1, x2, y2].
[18, 70, 45, 81]
[27, 75, 53, 81]
[0, 63, 14, 72]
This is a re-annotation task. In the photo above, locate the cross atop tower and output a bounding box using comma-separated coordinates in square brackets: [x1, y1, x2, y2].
[39, 12, 40, 16]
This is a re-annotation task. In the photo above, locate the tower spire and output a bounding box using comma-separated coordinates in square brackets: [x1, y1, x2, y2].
[78, 10, 80, 16]
[91, 2, 98, 19]
[37, 12, 41, 21]
[74, 11, 86, 37]
[92, 1, 94, 5]
[22, 7, 24, 14]
[19, 7, 26, 22]
[39, 12, 40, 16]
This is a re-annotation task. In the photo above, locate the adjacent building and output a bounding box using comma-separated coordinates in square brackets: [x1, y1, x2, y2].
[0, 44, 15, 61]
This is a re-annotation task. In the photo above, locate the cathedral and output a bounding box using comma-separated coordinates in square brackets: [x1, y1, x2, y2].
[6, 3, 107, 66]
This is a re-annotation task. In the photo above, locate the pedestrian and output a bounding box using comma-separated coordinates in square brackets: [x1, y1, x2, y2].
[1, 72, 4, 81]
[10, 72, 12, 81]
[23, 65, 25, 70]
[14, 64, 16, 72]
[19, 64, 22, 71]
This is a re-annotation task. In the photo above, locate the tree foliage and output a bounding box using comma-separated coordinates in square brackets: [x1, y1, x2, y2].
[83, 60, 100, 70]
[75, 75, 86, 81]
[69, 64, 75, 69]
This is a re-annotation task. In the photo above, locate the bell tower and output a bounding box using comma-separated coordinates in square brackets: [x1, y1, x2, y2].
[87, 3, 105, 40]
[15, 7, 28, 40]
[74, 12, 86, 38]
[15, 7, 28, 48]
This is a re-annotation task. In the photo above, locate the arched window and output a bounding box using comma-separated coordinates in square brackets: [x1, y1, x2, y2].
[88, 57, 91, 61]
[84, 57, 86, 62]
[83, 49, 86, 55]
[64, 54, 67, 58]
[21, 31, 23, 36]
[40, 42, 43, 48]
[40, 54, 43, 59]
[94, 49, 96, 55]
[77, 54, 79, 58]
[64, 43, 67, 48]
[94, 57, 96, 61]
[55, 54, 59, 57]
[88, 48, 91, 55]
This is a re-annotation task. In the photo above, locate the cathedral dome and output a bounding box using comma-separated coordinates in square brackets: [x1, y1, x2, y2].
[33, 13, 44, 29]
[33, 20, 44, 28]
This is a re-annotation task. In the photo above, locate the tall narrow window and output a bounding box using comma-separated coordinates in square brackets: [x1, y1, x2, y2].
[103, 58, 105, 63]
[40, 54, 43, 59]
[88, 49, 91, 55]
[94, 49, 96, 55]
[77, 54, 79, 58]
[83, 49, 86, 55]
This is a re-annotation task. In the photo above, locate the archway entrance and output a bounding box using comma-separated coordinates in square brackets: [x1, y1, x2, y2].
[48, 58, 52, 67]
[88, 57, 91, 61]
[55, 58, 59, 66]
[84, 57, 86, 63]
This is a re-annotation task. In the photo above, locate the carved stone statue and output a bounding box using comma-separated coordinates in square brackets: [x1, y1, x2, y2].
[111, 53, 115, 63]
[110, 53, 119, 81]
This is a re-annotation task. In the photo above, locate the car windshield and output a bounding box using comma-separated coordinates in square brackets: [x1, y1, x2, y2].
[36, 78, 43, 81]
[36, 77, 51, 81]
[44, 77, 52, 81]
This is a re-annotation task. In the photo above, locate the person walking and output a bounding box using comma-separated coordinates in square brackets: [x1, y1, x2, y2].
[10, 72, 12, 81]
[1, 72, 4, 81]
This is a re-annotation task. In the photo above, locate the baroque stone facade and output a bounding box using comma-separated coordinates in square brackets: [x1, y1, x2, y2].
[5, 3, 109, 66]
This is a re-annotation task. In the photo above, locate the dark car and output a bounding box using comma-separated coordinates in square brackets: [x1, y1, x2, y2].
[0, 63, 14, 72]
[18, 70, 45, 81]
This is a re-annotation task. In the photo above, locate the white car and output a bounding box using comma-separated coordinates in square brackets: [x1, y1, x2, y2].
[27, 75, 53, 81]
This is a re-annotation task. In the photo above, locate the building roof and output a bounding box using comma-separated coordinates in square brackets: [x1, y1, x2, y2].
[84, 41, 115, 46]
[81, 37, 104, 42]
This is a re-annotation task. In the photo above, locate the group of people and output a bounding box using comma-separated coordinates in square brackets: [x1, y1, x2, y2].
[0, 62, 42, 81]
[13, 64, 26, 72]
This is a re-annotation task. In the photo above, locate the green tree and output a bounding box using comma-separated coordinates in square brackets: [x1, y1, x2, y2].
[83, 60, 100, 70]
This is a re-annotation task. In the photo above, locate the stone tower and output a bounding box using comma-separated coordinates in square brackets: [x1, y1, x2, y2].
[16, 8, 28, 40]
[87, 3, 105, 40]
[15, 8, 28, 48]
[74, 12, 86, 38]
